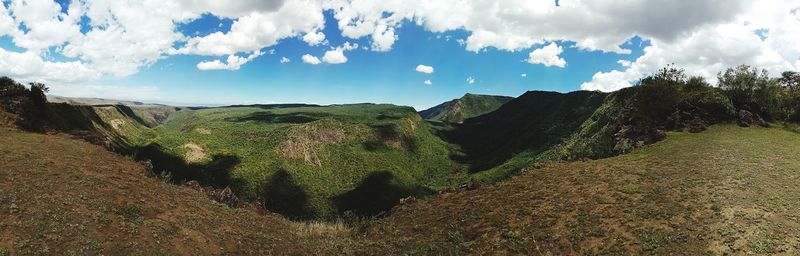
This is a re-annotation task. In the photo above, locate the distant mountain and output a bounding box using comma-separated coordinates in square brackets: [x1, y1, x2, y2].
[419, 93, 513, 123]
[48, 96, 150, 106]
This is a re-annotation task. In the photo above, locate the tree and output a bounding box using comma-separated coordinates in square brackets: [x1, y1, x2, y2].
[717, 65, 763, 110]
[28, 82, 49, 107]
[779, 71, 800, 88]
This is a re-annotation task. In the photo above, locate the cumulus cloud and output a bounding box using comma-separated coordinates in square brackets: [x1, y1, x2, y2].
[177, 0, 325, 56]
[280, 57, 291, 63]
[415, 64, 434, 74]
[322, 42, 358, 64]
[197, 51, 263, 71]
[582, 1, 800, 92]
[527, 43, 566, 68]
[466, 76, 475, 84]
[302, 30, 327, 46]
[0, 48, 101, 84]
[302, 54, 321, 65]
[1, 0, 798, 97]
[423, 79, 432, 85]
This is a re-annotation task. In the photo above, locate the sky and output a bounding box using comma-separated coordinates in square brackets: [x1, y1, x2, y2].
[0, 1, 799, 109]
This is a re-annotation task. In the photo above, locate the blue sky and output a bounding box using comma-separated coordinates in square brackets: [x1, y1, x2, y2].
[81, 11, 644, 109]
[1, 0, 797, 109]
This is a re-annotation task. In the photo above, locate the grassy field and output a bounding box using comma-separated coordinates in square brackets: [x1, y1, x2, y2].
[110, 104, 466, 219]
[363, 125, 800, 254]
[0, 127, 360, 255]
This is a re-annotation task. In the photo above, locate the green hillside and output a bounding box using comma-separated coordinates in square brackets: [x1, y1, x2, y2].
[113, 104, 466, 219]
[444, 91, 607, 180]
[419, 93, 513, 123]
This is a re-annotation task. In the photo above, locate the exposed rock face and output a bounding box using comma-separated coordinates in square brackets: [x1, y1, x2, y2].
[184, 180, 241, 208]
[613, 125, 666, 154]
[737, 110, 769, 127]
[737, 110, 755, 127]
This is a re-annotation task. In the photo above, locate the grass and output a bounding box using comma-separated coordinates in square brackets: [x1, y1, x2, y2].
[362, 125, 800, 254]
[0, 127, 362, 255]
[620, 183, 640, 194]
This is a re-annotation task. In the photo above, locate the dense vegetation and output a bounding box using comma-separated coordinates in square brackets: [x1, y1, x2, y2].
[443, 90, 607, 181]
[122, 104, 466, 219]
[419, 93, 513, 123]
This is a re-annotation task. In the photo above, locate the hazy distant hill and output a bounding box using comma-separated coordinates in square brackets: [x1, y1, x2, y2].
[419, 93, 513, 123]
[48, 96, 151, 106]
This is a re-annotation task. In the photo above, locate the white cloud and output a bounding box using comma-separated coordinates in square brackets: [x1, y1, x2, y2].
[0, 0, 798, 98]
[302, 54, 321, 65]
[302, 30, 326, 46]
[0, 48, 101, 84]
[280, 57, 291, 63]
[322, 49, 347, 64]
[321, 42, 358, 64]
[521, 73, 527, 78]
[196, 51, 263, 71]
[466, 76, 475, 84]
[415, 64, 434, 74]
[527, 42, 566, 68]
[177, 0, 325, 56]
[6, 0, 82, 50]
[582, 1, 800, 92]
[423, 79, 432, 85]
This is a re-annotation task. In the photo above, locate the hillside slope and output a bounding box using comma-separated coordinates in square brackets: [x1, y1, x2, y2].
[0, 128, 359, 255]
[121, 104, 465, 219]
[444, 90, 607, 179]
[365, 125, 800, 255]
[419, 93, 513, 123]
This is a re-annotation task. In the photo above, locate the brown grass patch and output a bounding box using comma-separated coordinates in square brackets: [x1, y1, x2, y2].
[195, 127, 211, 135]
[279, 121, 345, 166]
[181, 142, 207, 163]
[109, 119, 126, 130]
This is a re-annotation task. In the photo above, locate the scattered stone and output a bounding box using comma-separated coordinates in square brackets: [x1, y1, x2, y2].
[737, 110, 754, 127]
[184, 180, 202, 191]
[399, 196, 417, 205]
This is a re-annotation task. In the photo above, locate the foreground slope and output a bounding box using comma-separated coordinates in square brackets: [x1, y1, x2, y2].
[366, 125, 800, 254]
[419, 93, 513, 123]
[0, 128, 358, 255]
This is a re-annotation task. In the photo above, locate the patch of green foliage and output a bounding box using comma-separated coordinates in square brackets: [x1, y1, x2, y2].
[419, 93, 513, 123]
[446, 90, 607, 175]
[126, 104, 465, 219]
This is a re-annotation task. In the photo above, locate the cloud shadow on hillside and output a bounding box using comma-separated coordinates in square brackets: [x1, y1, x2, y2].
[130, 143, 243, 189]
[262, 170, 314, 220]
[224, 111, 338, 124]
[335, 171, 432, 217]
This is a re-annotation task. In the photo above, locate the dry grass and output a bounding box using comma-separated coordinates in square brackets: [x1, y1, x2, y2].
[181, 142, 207, 163]
[279, 120, 346, 166]
[0, 127, 359, 255]
[363, 125, 800, 255]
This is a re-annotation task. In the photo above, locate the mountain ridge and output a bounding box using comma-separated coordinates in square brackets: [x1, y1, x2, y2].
[419, 93, 513, 123]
